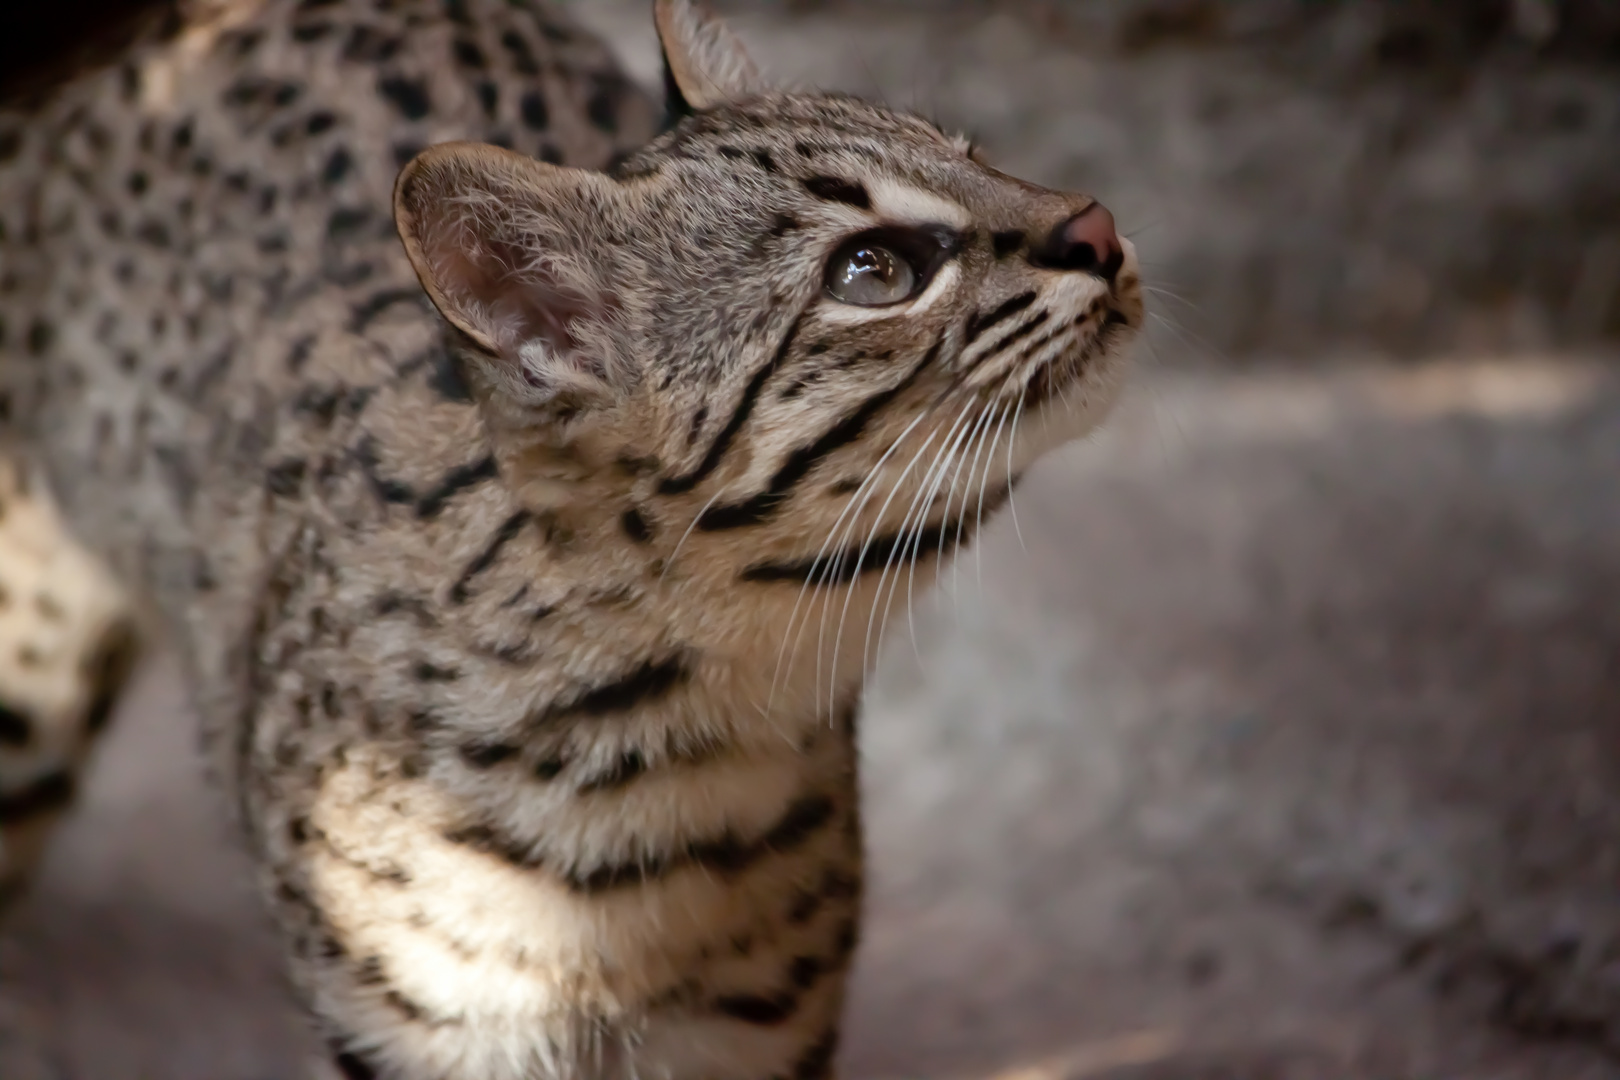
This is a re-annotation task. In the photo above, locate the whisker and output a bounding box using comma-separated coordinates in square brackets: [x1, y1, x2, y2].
[869, 401, 980, 671]
[1004, 393, 1027, 551]
[768, 409, 933, 716]
[950, 398, 1001, 597]
[662, 486, 730, 584]
[975, 401, 1014, 587]
[822, 414, 959, 717]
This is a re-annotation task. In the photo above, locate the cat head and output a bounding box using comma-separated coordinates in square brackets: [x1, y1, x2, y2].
[394, 0, 1141, 575]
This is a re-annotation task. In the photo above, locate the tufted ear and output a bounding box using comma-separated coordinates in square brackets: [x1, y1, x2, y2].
[655, 0, 767, 116]
[393, 142, 629, 409]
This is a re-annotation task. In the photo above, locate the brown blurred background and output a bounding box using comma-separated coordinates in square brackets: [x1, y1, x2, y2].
[3, 3, 1619, 1079]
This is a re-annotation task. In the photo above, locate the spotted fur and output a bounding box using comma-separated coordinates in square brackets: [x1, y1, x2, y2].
[0, 0, 1142, 1076]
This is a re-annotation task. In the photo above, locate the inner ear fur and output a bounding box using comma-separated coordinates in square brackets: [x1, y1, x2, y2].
[393, 141, 629, 406]
[654, 0, 767, 113]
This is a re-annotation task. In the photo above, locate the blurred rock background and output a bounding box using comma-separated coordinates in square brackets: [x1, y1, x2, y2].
[3, 2, 1619, 1078]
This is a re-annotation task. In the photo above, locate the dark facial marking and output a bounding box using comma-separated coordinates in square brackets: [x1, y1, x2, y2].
[991, 230, 1024, 258]
[965, 291, 1035, 343]
[697, 338, 942, 531]
[659, 311, 809, 495]
[803, 176, 870, 210]
[741, 484, 1011, 585]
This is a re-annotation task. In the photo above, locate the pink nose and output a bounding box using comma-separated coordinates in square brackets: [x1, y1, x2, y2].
[1034, 202, 1123, 282]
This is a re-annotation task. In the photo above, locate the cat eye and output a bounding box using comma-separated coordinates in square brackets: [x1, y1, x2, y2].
[827, 243, 915, 306]
[823, 226, 964, 308]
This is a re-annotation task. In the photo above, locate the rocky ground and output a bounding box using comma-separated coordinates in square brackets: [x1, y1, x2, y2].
[4, 2, 1619, 1078]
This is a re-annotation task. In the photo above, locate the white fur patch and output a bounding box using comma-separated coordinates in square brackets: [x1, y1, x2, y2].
[865, 176, 971, 229]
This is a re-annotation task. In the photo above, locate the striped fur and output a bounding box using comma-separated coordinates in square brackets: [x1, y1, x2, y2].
[0, 0, 1142, 1076]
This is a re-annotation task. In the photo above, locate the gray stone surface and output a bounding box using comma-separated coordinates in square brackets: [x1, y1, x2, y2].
[5, 2, 1620, 1078]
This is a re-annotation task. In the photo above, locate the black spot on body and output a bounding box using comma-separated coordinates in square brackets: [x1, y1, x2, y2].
[266, 459, 307, 496]
[377, 77, 431, 120]
[620, 508, 653, 544]
[322, 147, 354, 185]
[520, 90, 549, 131]
[415, 454, 498, 519]
[344, 27, 401, 63]
[461, 741, 519, 769]
[500, 29, 539, 74]
[332, 1050, 378, 1080]
[476, 82, 498, 118]
[453, 38, 487, 69]
[0, 771, 75, 822]
[350, 288, 424, 331]
[305, 111, 337, 135]
[715, 991, 798, 1026]
[0, 703, 32, 747]
[450, 510, 531, 604]
[537, 655, 689, 724]
[792, 1030, 840, 1080]
[326, 206, 371, 242]
[427, 352, 473, 403]
[414, 661, 459, 683]
[587, 74, 627, 133]
[26, 319, 54, 356]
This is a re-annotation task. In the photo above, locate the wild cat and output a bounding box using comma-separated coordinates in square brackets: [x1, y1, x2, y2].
[0, 0, 1142, 1075]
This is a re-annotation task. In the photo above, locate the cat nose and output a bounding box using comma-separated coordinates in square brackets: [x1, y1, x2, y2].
[1032, 202, 1123, 282]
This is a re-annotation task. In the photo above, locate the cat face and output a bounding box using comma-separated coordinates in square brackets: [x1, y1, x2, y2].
[395, 0, 1140, 580]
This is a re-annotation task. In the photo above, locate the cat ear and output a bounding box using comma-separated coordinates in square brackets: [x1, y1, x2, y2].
[654, 0, 767, 115]
[393, 142, 628, 409]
